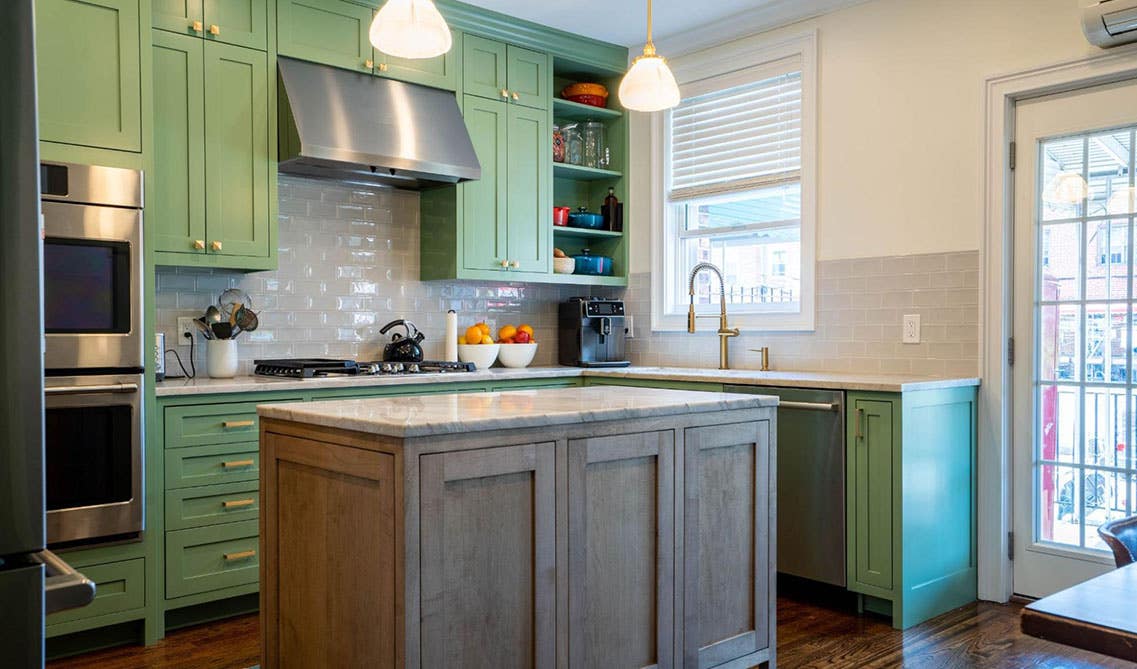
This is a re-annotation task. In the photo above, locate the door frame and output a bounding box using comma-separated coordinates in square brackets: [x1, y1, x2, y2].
[982, 44, 1137, 602]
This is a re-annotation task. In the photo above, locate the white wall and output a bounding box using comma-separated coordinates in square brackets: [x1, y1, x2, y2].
[628, 0, 1097, 270]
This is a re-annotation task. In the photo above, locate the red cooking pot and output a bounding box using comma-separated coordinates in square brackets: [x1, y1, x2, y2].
[553, 206, 571, 226]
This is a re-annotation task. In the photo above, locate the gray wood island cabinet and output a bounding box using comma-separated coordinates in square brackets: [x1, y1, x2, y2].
[257, 387, 778, 669]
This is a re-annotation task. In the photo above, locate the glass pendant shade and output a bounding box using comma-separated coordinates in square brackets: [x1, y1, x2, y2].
[370, 0, 452, 60]
[618, 51, 681, 112]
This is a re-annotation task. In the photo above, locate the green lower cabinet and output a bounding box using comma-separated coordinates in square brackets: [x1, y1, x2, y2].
[165, 442, 260, 489]
[166, 520, 260, 599]
[36, 0, 142, 152]
[845, 388, 977, 629]
[166, 481, 260, 530]
[46, 559, 146, 633]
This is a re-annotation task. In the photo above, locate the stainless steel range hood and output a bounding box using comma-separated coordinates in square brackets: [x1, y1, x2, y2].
[277, 57, 480, 189]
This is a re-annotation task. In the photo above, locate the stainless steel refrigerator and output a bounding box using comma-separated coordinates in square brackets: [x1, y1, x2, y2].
[1, 2, 95, 666]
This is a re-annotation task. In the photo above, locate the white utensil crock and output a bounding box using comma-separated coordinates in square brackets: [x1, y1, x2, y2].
[207, 339, 239, 378]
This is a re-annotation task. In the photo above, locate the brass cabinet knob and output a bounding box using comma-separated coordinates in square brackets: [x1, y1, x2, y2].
[364, 59, 374, 69]
[209, 24, 220, 35]
[211, 240, 222, 251]
[379, 62, 388, 72]
[191, 20, 203, 33]
[511, 91, 520, 101]
[499, 259, 509, 268]
[193, 239, 205, 250]
[500, 88, 509, 99]
[510, 260, 520, 269]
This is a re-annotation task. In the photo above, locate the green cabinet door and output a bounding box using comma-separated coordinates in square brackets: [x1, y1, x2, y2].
[849, 396, 895, 593]
[379, 30, 459, 91]
[153, 0, 203, 35]
[36, 0, 142, 152]
[506, 105, 551, 273]
[506, 45, 549, 111]
[203, 0, 268, 50]
[463, 34, 508, 102]
[152, 31, 207, 255]
[277, 0, 373, 74]
[461, 95, 508, 273]
[204, 42, 271, 258]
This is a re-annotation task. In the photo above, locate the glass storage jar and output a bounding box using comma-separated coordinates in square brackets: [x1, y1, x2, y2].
[581, 121, 608, 169]
[563, 123, 583, 165]
[552, 124, 565, 163]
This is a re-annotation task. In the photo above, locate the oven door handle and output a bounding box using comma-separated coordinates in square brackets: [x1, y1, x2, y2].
[45, 383, 140, 396]
[40, 549, 96, 614]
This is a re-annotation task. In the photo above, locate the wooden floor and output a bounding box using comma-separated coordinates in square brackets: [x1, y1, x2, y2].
[48, 591, 1135, 668]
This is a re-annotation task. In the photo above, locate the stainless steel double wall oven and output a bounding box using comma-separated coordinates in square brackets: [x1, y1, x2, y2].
[41, 161, 145, 545]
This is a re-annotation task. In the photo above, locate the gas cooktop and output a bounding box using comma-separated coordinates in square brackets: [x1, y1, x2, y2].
[253, 358, 475, 379]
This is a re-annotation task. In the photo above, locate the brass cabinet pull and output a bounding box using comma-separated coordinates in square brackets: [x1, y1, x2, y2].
[209, 24, 220, 35]
[500, 88, 509, 99]
[191, 20, 203, 33]
[510, 260, 520, 269]
[222, 498, 255, 509]
[378, 63, 388, 72]
[855, 408, 864, 440]
[193, 239, 205, 250]
[364, 59, 374, 69]
[499, 259, 509, 268]
[223, 550, 256, 561]
[221, 459, 255, 469]
[210, 240, 222, 252]
[511, 91, 520, 101]
[222, 419, 254, 429]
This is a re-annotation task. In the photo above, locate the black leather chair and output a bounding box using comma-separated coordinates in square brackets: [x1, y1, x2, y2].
[1098, 515, 1137, 567]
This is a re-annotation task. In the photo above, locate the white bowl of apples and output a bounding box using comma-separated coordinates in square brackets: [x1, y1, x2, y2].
[496, 324, 538, 368]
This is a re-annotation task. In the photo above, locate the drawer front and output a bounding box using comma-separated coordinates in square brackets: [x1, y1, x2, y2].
[166, 520, 259, 598]
[166, 481, 260, 530]
[165, 442, 260, 489]
[46, 558, 145, 626]
[166, 400, 299, 448]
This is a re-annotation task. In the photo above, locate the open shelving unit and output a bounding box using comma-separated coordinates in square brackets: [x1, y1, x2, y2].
[552, 56, 629, 286]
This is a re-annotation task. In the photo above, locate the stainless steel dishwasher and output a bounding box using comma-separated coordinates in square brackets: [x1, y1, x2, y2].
[724, 385, 846, 586]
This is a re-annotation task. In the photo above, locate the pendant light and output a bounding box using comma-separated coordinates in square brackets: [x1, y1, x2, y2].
[370, 0, 452, 60]
[618, 0, 681, 112]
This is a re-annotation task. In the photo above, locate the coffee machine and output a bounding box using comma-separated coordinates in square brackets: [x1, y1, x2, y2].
[558, 297, 631, 367]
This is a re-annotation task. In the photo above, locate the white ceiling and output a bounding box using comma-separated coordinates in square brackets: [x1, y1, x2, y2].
[458, 0, 790, 47]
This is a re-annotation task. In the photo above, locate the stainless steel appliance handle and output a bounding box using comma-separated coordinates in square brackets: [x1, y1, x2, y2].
[45, 383, 140, 396]
[40, 549, 96, 614]
[778, 400, 840, 412]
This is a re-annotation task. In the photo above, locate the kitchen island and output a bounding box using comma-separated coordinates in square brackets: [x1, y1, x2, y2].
[257, 386, 778, 669]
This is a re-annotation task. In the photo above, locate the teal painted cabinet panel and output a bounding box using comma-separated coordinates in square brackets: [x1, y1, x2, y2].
[462, 33, 508, 101]
[36, 0, 142, 152]
[45, 559, 146, 627]
[277, 0, 373, 73]
[379, 30, 459, 91]
[848, 396, 895, 593]
[506, 45, 548, 111]
[505, 104, 551, 273]
[153, 0, 203, 35]
[152, 31, 207, 256]
[204, 42, 272, 259]
[461, 95, 509, 272]
[202, 0, 268, 51]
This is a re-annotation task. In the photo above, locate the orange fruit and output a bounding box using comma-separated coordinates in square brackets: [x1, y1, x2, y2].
[480, 334, 494, 345]
[476, 322, 490, 335]
[499, 324, 518, 341]
[519, 324, 534, 337]
[465, 326, 482, 344]
[458, 334, 467, 345]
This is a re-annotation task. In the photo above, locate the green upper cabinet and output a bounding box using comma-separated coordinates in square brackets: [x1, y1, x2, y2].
[505, 45, 548, 111]
[461, 95, 508, 272]
[35, 0, 142, 152]
[152, 31, 207, 255]
[462, 34, 507, 101]
[152, 35, 272, 265]
[277, 0, 373, 73]
[463, 35, 549, 111]
[376, 30, 459, 91]
[505, 104, 550, 272]
[153, 0, 267, 50]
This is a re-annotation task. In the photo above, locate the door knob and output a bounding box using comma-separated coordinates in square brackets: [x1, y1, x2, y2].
[191, 20, 203, 33]
[211, 241, 222, 252]
[193, 240, 205, 250]
[209, 24, 220, 35]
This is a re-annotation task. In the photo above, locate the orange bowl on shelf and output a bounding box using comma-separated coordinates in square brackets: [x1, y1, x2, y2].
[562, 82, 608, 98]
[564, 94, 607, 108]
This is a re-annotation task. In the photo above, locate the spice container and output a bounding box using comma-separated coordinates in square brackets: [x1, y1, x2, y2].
[552, 125, 565, 163]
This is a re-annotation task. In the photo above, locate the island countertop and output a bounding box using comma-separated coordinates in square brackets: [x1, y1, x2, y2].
[256, 385, 778, 438]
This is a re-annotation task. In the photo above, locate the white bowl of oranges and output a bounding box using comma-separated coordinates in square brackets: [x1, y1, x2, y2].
[458, 322, 499, 369]
[495, 324, 538, 368]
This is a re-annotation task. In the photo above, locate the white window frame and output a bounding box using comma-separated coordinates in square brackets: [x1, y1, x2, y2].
[650, 31, 818, 332]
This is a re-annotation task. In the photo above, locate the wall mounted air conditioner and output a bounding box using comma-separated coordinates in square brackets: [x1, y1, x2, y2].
[1084, 0, 1137, 48]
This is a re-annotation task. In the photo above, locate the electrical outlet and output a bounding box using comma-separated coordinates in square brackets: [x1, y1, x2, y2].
[625, 314, 635, 338]
[176, 317, 196, 344]
[902, 314, 921, 344]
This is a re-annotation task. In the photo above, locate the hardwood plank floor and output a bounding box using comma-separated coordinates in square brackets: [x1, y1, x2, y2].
[48, 593, 1134, 668]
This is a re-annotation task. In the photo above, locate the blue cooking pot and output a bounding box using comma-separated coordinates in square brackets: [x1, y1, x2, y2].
[568, 207, 605, 229]
[572, 248, 612, 276]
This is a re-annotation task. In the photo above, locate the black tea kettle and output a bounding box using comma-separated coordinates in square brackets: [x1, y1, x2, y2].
[379, 319, 425, 362]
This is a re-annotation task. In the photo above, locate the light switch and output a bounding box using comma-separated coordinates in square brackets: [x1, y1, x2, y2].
[902, 314, 921, 344]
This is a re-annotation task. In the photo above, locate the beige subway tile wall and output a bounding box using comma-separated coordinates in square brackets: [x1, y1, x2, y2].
[609, 251, 980, 377]
[155, 175, 579, 376]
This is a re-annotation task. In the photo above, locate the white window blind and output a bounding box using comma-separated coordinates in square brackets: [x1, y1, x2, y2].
[668, 67, 802, 202]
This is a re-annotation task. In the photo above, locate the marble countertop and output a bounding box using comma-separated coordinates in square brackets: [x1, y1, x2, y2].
[156, 365, 978, 397]
[257, 386, 779, 438]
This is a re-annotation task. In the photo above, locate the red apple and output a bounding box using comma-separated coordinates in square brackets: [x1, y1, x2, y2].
[514, 330, 531, 344]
